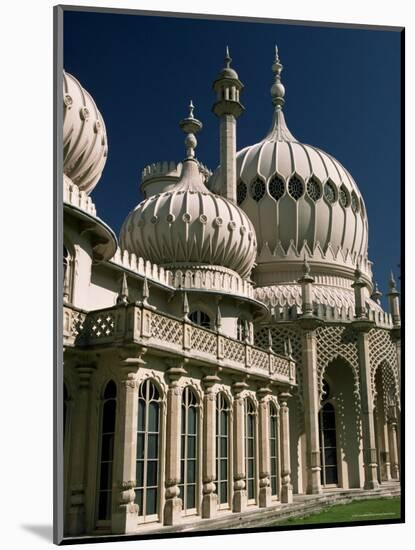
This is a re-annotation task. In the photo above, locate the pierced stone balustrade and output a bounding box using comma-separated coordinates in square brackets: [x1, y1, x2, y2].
[63, 303, 296, 385]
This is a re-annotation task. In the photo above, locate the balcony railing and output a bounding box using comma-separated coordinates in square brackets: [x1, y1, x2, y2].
[63, 304, 296, 385]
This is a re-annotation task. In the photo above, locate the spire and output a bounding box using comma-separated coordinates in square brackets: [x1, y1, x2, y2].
[216, 304, 222, 332]
[142, 276, 150, 306]
[183, 291, 190, 318]
[225, 45, 232, 68]
[179, 100, 203, 159]
[389, 271, 397, 292]
[371, 281, 382, 305]
[117, 273, 129, 305]
[265, 46, 296, 142]
[271, 44, 285, 110]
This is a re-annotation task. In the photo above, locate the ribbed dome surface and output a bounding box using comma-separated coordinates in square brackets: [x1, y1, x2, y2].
[63, 70, 108, 194]
[120, 158, 257, 278]
[209, 109, 369, 272]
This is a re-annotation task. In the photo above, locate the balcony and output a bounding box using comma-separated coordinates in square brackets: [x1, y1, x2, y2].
[63, 303, 296, 385]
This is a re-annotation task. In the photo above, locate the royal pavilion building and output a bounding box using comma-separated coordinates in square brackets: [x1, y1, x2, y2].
[62, 47, 401, 537]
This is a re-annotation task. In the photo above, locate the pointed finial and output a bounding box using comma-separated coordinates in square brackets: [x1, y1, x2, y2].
[142, 276, 149, 306]
[274, 44, 280, 63]
[271, 44, 285, 109]
[303, 253, 310, 276]
[179, 101, 203, 159]
[117, 273, 129, 305]
[188, 100, 194, 119]
[216, 304, 222, 331]
[225, 45, 232, 68]
[268, 328, 273, 351]
[371, 281, 382, 304]
[389, 271, 398, 293]
[183, 291, 190, 317]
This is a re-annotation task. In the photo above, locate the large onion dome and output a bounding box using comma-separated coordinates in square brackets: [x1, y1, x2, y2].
[120, 103, 257, 279]
[208, 48, 371, 283]
[63, 70, 108, 194]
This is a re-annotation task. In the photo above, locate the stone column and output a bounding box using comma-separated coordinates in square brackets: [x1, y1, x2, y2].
[388, 407, 400, 480]
[355, 326, 379, 489]
[163, 362, 186, 526]
[257, 387, 272, 507]
[112, 355, 144, 534]
[279, 391, 293, 503]
[232, 380, 248, 512]
[301, 330, 322, 494]
[66, 362, 95, 536]
[201, 372, 220, 518]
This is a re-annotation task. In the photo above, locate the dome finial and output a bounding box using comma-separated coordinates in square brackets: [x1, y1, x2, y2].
[179, 101, 203, 159]
[271, 44, 285, 110]
[225, 45, 232, 68]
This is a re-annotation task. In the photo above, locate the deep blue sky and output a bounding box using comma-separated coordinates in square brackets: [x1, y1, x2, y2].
[63, 10, 402, 303]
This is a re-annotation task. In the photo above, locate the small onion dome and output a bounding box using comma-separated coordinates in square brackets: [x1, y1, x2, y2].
[120, 102, 257, 279]
[217, 46, 239, 80]
[63, 70, 108, 194]
[209, 47, 369, 278]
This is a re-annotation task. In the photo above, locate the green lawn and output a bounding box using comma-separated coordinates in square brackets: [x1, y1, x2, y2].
[274, 497, 401, 526]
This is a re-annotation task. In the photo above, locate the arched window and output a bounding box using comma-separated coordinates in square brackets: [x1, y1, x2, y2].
[136, 379, 162, 520]
[189, 310, 211, 329]
[179, 387, 199, 513]
[245, 398, 257, 503]
[216, 392, 231, 508]
[269, 401, 279, 497]
[97, 380, 117, 521]
[318, 392, 338, 486]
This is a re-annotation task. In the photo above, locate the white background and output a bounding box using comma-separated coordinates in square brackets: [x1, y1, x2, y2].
[0, 1, 412, 548]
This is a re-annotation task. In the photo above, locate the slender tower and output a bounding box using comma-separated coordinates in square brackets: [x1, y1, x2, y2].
[212, 47, 245, 203]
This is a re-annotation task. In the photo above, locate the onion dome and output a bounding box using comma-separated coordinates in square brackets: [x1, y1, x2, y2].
[120, 102, 257, 279]
[63, 70, 108, 194]
[208, 47, 370, 282]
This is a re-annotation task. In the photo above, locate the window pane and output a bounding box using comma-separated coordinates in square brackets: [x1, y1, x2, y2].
[270, 439, 277, 457]
[323, 409, 335, 429]
[187, 485, 196, 509]
[147, 460, 158, 487]
[136, 434, 144, 460]
[248, 479, 254, 499]
[138, 400, 145, 431]
[324, 448, 337, 466]
[136, 460, 144, 487]
[146, 487, 158, 515]
[271, 476, 277, 495]
[148, 402, 159, 432]
[248, 459, 254, 478]
[248, 439, 254, 458]
[325, 466, 338, 484]
[188, 407, 197, 434]
[100, 462, 110, 490]
[221, 411, 228, 435]
[98, 491, 109, 520]
[101, 433, 114, 461]
[135, 488, 143, 515]
[324, 429, 337, 447]
[271, 457, 277, 476]
[220, 459, 227, 480]
[247, 415, 254, 435]
[102, 400, 116, 432]
[220, 482, 228, 504]
[187, 460, 196, 483]
[187, 435, 196, 458]
[148, 433, 159, 459]
[220, 437, 228, 458]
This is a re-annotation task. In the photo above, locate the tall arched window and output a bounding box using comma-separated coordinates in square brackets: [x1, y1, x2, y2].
[136, 379, 161, 520]
[318, 384, 338, 486]
[245, 398, 257, 503]
[269, 401, 279, 497]
[179, 387, 199, 513]
[97, 380, 117, 521]
[216, 392, 231, 508]
[189, 310, 211, 328]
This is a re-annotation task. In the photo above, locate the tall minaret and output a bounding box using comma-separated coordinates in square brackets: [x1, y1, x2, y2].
[212, 47, 245, 203]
